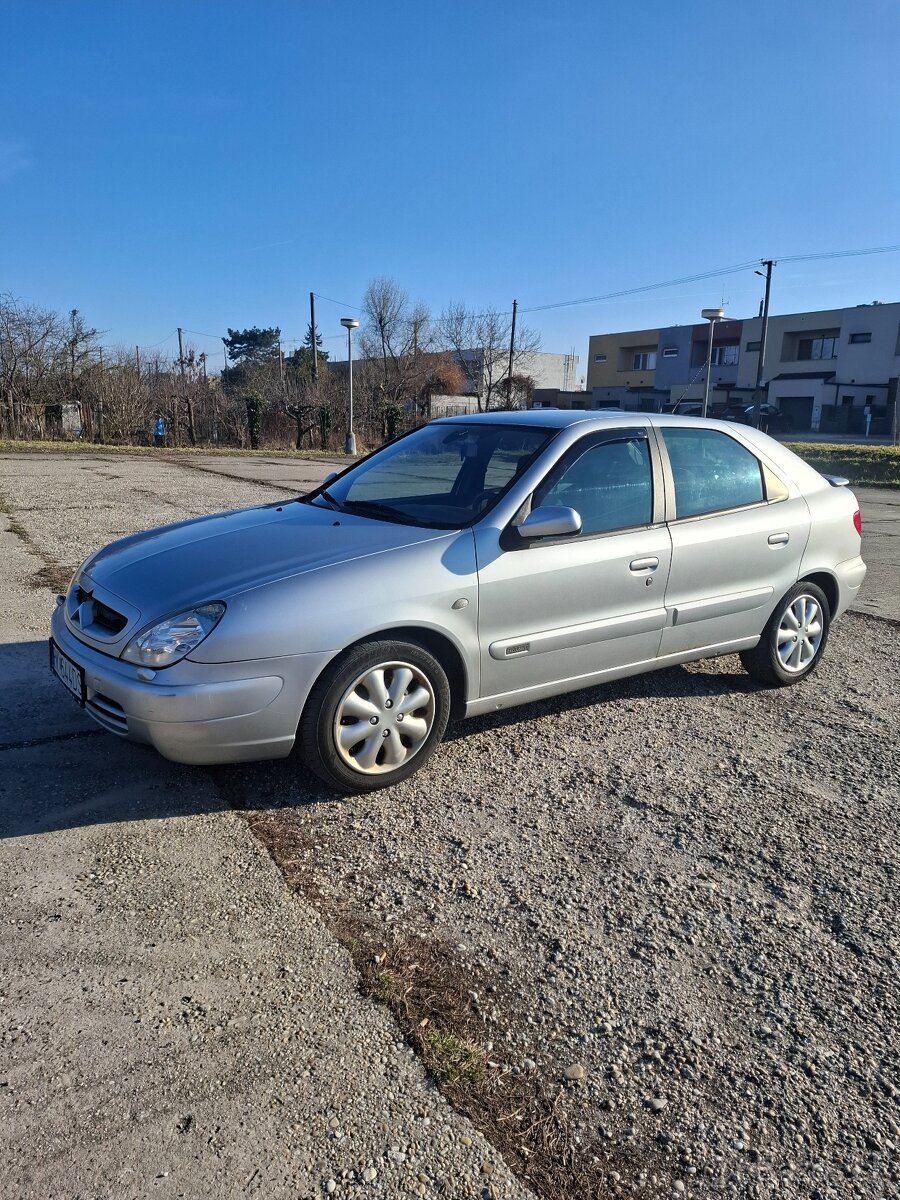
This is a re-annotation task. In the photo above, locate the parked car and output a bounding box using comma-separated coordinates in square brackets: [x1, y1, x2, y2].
[50, 412, 865, 792]
[665, 400, 729, 419]
[721, 402, 785, 432]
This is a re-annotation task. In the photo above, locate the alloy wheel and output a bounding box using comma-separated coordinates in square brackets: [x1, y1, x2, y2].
[776, 594, 824, 674]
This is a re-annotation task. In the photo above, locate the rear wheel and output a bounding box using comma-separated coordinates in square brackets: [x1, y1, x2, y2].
[740, 581, 831, 687]
[299, 639, 450, 793]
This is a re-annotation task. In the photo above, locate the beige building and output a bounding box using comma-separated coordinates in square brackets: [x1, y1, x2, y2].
[581, 301, 900, 433]
[736, 303, 900, 433]
[586, 327, 660, 391]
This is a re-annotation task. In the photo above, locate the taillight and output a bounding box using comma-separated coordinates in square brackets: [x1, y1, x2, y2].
[853, 510, 862, 536]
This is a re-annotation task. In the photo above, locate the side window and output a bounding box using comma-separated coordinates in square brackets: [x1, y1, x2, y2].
[534, 437, 652, 535]
[661, 428, 764, 518]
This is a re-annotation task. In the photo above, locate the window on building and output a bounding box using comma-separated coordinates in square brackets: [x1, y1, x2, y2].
[711, 344, 739, 366]
[534, 437, 653, 535]
[632, 351, 657, 371]
[661, 428, 764, 519]
[593, 353, 607, 363]
[848, 332, 872, 344]
[798, 336, 839, 360]
[745, 340, 761, 352]
[662, 347, 679, 358]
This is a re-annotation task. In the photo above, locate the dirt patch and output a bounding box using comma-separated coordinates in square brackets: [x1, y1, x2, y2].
[29, 563, 74, 593]
[244, 805, 637, 1200]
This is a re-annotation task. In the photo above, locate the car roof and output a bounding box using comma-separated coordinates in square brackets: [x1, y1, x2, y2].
[433, 409, 627, 429]
[432, 409, 743, 434]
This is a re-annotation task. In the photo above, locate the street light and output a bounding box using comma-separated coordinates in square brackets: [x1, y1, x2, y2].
[700, 307, 725, 419]
[340, 317, 360, 454]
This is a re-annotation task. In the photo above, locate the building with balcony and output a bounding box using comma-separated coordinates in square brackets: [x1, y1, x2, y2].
[581, 301, 899, 433]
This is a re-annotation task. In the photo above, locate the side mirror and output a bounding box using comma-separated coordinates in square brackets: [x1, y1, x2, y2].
[323, 471, 338, 484]
[517, 505, 582, 540]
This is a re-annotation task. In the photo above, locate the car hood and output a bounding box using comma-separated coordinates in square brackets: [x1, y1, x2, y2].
[80, 501, 449, 621]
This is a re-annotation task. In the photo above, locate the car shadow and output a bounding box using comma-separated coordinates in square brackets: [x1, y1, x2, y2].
[1, 637, 758, 840]
[0, 639, 335, 840]
[449, 657, 757, 740]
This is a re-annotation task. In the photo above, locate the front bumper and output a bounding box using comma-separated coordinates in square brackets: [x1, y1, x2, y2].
[50, 606, 333, 765]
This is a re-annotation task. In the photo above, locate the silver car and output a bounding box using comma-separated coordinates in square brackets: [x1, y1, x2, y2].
[49, 412, 866, 792]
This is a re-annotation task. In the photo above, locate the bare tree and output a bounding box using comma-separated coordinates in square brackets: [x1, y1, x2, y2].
[438, 302, 540, 411]
[0, 294, 66, 438]
[359, 277, 436, 419]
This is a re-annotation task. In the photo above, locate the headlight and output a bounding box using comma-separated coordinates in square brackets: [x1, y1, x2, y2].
[122, 603, 225, 668]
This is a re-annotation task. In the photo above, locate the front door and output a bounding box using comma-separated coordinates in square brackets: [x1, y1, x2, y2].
[475, 432, 672, 706]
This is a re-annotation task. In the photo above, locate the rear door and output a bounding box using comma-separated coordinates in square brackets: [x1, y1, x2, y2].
[475, 429, 673, 703]
[656, 426, 809, 656]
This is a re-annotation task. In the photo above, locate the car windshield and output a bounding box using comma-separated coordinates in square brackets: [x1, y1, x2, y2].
[305, 422, 554, 529]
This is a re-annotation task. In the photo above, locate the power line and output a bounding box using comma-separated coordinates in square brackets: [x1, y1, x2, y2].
[521, 243, 900, 316]
[313, 292, 363, 312]
[125, 242, 900, 352]
[138, 330, 178, 349]
[522, 261, 761, 315]
[181, 327, 222, 340]
[778, 243, 900, 265]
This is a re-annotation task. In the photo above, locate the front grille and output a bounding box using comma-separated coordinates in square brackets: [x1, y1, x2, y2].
[92, 600, 127, 634]
[69, 585, 128, 638]
[86, 693, 128, 735]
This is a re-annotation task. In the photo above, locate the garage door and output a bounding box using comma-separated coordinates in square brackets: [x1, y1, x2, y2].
[778, 396, 814, 432]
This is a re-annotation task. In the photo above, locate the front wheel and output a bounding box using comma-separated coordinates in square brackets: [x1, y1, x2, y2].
[299, 639, 451, 793]
[740, 581, 831, 687]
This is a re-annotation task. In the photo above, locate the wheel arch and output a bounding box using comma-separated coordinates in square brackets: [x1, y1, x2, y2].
[798, 570, 838, 619]
[314, 625, 470, 721]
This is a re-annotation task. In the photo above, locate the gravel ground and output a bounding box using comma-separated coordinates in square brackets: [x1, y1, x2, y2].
[1, 453, 898, 1199]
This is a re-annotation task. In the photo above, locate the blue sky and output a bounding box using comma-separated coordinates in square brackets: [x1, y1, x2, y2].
[2, 0, 898, 377]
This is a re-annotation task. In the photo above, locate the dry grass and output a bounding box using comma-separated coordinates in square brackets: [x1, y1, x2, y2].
[0, 438, 349, 461]
[241, 805, 627, 1199]
[786, 441, 900, 487]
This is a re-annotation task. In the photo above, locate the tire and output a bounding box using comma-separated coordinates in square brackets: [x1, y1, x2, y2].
[299, 639, 451, 793]
[740, 581, 831, 687]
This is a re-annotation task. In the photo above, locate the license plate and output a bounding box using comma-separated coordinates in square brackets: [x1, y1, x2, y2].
[49, 639, 86, 705]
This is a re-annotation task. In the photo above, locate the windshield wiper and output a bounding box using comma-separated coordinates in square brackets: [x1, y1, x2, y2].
[339, 499, 427, 526]
[301, 487, 343, 512]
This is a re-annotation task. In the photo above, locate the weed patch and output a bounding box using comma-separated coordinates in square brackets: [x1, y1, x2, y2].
[242, 805, 632, 1199]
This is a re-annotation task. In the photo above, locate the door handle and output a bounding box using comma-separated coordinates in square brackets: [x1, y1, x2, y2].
[629, 556, 659, 572]
[768, 532, 790, 546]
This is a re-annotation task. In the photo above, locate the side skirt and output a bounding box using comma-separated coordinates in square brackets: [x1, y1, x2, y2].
[463, 636, 760, 718]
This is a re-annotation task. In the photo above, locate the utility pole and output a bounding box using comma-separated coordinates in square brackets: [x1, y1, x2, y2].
[506, 299, 517, 407]
[309, 292, 318, 383]
[175, 327, 186, 449]
[96, 347, 104, 443]
[135, 345, 141, 373]
[752, 260, 775, 427]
